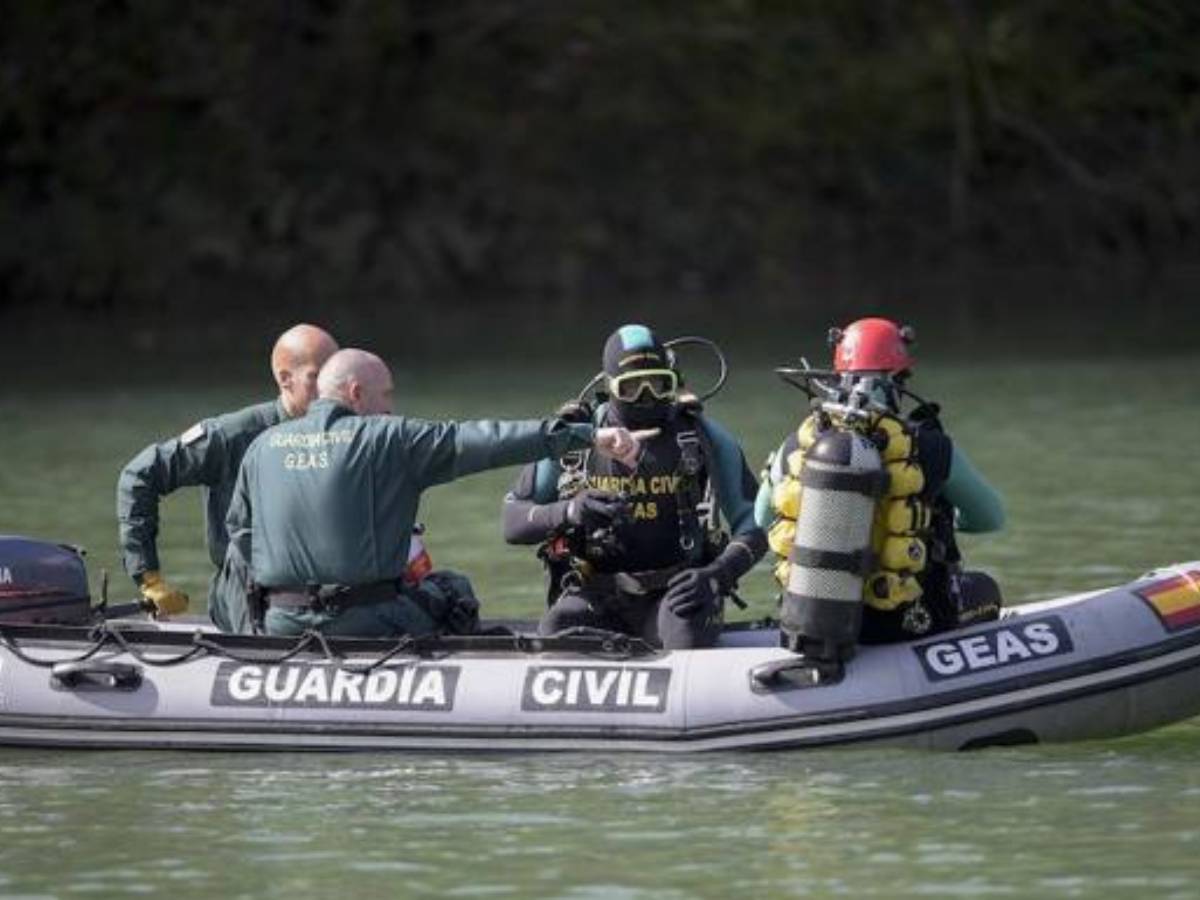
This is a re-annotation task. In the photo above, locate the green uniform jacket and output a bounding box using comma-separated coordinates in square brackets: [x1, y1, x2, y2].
[117, 399, 285, 577]
[226, 399, 594, 588]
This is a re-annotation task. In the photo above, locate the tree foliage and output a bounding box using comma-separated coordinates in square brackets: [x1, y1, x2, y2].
[1, 1, 1196, 317]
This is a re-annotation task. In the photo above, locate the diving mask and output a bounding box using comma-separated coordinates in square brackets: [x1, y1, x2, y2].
[608, 369, 679, 403]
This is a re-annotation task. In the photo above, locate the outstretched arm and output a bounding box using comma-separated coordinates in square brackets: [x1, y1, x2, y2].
[401, 416, 651, 488]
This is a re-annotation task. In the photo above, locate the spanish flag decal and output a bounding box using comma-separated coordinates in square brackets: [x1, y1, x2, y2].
[1136, 571, 1200, 632]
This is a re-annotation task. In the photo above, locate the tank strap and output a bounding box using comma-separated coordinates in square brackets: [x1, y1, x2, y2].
[801, 466, 887, 496]
[673, 416, 710, 564]
[789, 547, 873, 576]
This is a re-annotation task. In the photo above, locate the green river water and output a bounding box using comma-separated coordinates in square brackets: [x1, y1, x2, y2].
[1, 355, 1199, 898]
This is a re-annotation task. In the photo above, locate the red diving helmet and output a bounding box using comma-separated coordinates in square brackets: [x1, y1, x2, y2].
[830, 318, 915, 374]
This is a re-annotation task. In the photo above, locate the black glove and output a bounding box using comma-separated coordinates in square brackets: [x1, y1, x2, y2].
[555, 400, 594, 423]
[565, 489, 628, 531]
[661, 533, 769, 619]
[445, 593, 480, 635]
[415, 572, 480, 635]
[662, 566, 723, 619]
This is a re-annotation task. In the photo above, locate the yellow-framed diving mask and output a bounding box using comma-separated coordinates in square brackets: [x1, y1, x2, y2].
[607, 368, 679, 403]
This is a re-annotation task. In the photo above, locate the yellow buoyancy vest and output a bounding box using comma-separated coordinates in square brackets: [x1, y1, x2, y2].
[767, 413, 931, 611]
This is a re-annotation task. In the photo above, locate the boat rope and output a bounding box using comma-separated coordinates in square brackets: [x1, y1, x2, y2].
[0, 622, 660, 673]
[0, 628, 110, 668]
[540, 626, 648, 658]
[333, 634, 442, 675]
[0, 627, 367, 671]
[189, 631, 330, 666]
[102, 626, 208, 666]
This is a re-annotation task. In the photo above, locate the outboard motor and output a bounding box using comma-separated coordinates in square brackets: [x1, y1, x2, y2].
[780, 430, 884, 664]
[0, 535, 91, 625]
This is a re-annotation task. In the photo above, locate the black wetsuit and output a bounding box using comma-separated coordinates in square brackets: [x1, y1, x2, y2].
[503, 404, 766, 649]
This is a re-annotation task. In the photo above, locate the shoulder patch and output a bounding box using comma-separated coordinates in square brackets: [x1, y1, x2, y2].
[180, 423, 206, 445]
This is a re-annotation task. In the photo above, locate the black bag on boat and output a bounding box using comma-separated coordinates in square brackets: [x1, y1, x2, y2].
[406, 570, 480, 635]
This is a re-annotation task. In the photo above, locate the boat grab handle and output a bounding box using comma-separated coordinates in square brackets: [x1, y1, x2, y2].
[51, 660, 143, 692]
[749, 657, 843, 693]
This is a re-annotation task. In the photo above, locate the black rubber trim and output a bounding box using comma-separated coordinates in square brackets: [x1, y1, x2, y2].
[801, 467, 884, 496]
[780, 592, 862, 656]
[788, 547, 869, 574]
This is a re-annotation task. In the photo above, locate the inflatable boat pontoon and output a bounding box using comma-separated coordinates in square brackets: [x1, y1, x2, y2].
[1, 562, 1199, 752]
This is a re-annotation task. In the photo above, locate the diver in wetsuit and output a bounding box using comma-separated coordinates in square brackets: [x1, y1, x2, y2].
[758, 317, 1005, 650]
[503, 324, 767, 650]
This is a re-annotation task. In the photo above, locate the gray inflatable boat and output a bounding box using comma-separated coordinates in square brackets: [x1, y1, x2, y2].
[1, 562, 1198, 752]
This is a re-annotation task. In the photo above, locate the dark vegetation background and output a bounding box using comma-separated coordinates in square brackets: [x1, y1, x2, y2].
[2, 1, 1198, 365]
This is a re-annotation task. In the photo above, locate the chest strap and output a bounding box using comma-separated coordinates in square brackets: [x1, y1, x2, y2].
[674, 425, 712, 562]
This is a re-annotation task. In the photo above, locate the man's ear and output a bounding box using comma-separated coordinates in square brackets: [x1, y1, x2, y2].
[348, 380, 364, 406]
[276, 367, 293, 391]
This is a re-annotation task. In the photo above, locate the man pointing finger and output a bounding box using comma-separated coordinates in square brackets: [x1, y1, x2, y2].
[225, 349, 650, 638]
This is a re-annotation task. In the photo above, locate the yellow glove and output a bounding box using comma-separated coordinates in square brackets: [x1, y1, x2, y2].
[139, 570, 189, 618]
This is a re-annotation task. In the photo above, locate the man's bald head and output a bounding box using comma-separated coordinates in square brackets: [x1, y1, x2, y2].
[318, 349, 395, 415]
[272, 324, 339, 416]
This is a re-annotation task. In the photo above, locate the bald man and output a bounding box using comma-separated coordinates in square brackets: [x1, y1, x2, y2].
[118, 324, 339, 630]
[225, 349, 649, 638]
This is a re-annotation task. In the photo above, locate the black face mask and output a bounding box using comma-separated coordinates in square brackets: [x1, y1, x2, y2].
[610, 396, 672, 430]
